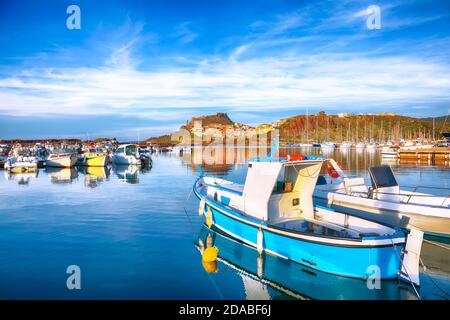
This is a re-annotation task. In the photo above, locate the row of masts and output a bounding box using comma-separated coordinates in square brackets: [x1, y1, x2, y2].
[287, 112, 442, 144]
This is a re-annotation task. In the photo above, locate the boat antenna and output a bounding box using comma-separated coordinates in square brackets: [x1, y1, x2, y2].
[440, 107, 450, 133]
[198, 164, 204, 177]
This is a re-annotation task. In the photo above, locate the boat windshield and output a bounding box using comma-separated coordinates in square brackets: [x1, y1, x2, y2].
[125, 145, 137, 156]
[369, 166, 398, 189]
[115, 147, 124, 154]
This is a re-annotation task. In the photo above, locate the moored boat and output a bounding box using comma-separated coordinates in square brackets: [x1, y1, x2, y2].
[0, 154, 7, 169]
[46, 152, 78, 168]
[193, 145, 416, 281]
[339, 142, 352, 149]
[4, 156, 38, 173]
[313, 163, 450, 240]
[381, 146, 399, 158]
[112, 144, 151, 165]
[81, 148, 110, 167]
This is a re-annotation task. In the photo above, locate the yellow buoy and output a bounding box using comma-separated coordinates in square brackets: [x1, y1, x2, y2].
[202, 260, 218, 273]
[202, 246, 219, 262]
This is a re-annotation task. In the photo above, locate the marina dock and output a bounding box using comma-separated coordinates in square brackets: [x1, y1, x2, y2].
[398, 147, 450, 164]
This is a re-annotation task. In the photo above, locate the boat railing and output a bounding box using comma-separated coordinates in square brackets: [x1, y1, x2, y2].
[344, 189, 449, 206]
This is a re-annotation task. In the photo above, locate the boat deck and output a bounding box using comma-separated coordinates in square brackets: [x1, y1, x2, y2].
[270, 218, 364, 239]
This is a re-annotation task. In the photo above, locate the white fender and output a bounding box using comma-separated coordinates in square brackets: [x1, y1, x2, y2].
[205, 207, 213, 228]
[198, 197, 206, 216]
[399, 228, 423, 287]
[257, 228, 264, 254]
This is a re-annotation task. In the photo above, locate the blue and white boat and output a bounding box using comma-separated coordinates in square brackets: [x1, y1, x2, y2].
[193, 142, 422, 281]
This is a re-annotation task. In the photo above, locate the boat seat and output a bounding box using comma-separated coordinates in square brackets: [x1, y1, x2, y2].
[343, 177, 368, 196]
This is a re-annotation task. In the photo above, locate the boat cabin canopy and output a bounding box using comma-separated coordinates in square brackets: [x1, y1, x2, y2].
[243, 158, 324, 221]
[115, 144, 139, 156]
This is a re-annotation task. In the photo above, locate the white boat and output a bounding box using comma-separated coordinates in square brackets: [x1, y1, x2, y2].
[0, 154, 8, 168]
[355, 142, 366, 150]
[381, 146, 398, 158]
[313, 162, 450, 240]
[321, 142, 336, 150]
[4, 156, 38, 173]
[339, 142, 352, 149]
[46, 152, 78, 168]
[366, 143, 377, 150]
[112, 144, 151, 165]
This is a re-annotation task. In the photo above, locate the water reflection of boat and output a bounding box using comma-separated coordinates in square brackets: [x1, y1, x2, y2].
[4, 170, 39, 185]
[83, 166, 111, 188]
[46, 167, 78, 184]
[114, 165, 139, 184]
[196, 226, 417, 300]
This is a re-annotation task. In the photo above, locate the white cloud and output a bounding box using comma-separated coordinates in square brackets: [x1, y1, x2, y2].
[173, 22, 198, 45]
[0, 51, 449, 118]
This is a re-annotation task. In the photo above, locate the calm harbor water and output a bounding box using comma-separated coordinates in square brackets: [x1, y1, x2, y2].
[0, 148, 449, 300]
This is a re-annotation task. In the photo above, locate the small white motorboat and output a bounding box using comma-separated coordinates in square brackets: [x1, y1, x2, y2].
[0, 154, 8, 169]
[381, 146, 398, 158]
[321, 142, 336, 150]
[4, 156, 38, 173]
[46, 152, 78, 168]
[355, 142, 366, 150]
[314, 162, 450, 240]
[339, 142, 352, 149]
[112, 144, 151, 166]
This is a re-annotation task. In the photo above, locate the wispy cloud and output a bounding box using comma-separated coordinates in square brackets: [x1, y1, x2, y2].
[173, 22, 198, 45]
[1, 48, 449, 118]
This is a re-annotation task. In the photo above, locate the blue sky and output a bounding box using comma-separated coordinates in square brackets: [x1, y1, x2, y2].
[0, 0, 449, 140]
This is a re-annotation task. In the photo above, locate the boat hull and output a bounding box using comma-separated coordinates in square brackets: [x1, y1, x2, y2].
[112, 155, 141, 165]
[84, 155, 110, 167]
[197, 226, 413, 300]
[194, 188, 403, 280]
[46, 155, 77, 168]
[313, 193, 450, 240]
